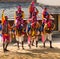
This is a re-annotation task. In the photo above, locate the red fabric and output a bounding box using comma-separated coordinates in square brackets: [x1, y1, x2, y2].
[29, 6, 35, 13]
[47, 20, 52, 28]
[3, 34, 10, 42]
[31, 22, 35, 28]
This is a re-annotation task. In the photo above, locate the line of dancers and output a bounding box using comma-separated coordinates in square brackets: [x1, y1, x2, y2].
[0, 1, 55, 52]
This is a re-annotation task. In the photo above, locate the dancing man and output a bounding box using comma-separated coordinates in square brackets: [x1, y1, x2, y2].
[15, 5, 25, 49]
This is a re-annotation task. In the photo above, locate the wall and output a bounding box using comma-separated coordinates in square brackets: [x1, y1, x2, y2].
[52, 14, 58, 31]
[58, 14, 60, 31]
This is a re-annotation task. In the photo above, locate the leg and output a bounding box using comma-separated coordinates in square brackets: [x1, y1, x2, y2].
[5, 35, 10, 51]
[3, 40, 9, 52]
[31, 37, 35, 46]
[22, 41, 24, 49]
[28, 36, 31, 49]
[48, 33, 53, 48]
[36, 41, 38, 47]
[16, 35, 20, 49]
[31, 39, 34, 46]
[43, 34, 47, 48]
[17, 41, 19, 49]
[43, 40, 46, 48]
[28, 43, 31, 49]
[3, 42, 6, 52]
[36, 36, 38, 47]
[5, 42, 9, 50]
[50, 41, 53, 48]
[21, 35, 24, 49]
[2, 35, 6, 52]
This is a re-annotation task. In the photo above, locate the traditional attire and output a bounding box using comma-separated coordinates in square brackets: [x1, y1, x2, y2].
[15, 6, 25, 49]
[42, 8, 49, 19]
[2, 16, 11, 52]
[43, 17, 55, 48]
[29, 1, 35, 18]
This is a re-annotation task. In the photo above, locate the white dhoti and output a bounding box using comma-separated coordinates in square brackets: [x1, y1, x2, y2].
[16, 35, 24, 42]
[44, 33, 53, 41]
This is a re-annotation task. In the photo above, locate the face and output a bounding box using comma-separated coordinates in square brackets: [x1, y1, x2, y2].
[17, 6, 21, 11]
[44, 8, 47, 11]
[5, 16, 8, 21]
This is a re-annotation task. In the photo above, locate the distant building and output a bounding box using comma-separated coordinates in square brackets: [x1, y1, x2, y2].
[0, 0, 36, 3]
[0, 2, 42, 26]
[37, 0, 60, 31]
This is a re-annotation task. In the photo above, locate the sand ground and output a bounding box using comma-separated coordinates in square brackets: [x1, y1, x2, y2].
[0, 42, 60, 59]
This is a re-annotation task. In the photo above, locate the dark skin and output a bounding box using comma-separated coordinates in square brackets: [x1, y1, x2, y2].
[2, 18, 10, 52]
[43, 17, 55, 48]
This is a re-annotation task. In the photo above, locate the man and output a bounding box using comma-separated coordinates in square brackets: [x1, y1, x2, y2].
[32, 6, 39, 22]
[29, 1, 35, 18]
[43, 14, 55, 48]
[42, 7, 49, 19]
[15, 5, 25, 49]
[2, 16, 11, 52]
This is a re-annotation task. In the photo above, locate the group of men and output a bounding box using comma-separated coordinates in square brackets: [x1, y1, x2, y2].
[0, 1, 55, 52]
